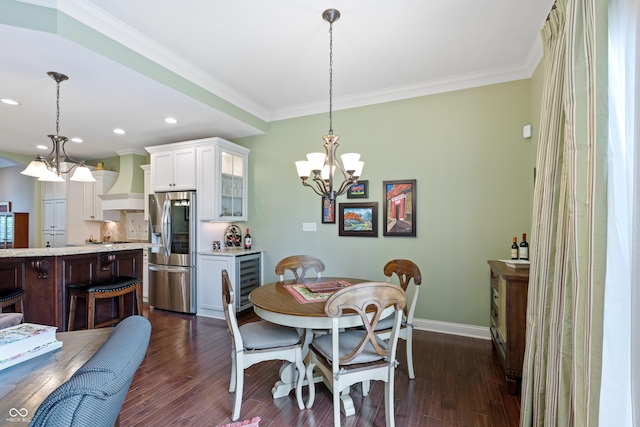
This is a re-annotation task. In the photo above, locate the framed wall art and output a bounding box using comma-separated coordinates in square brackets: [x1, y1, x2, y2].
[322, 197, 335, 224]
[338, 202, 378, 237]
[0, 202, 11, 213]
[346, 180, 368, 199]
[383, 180, 416, 237]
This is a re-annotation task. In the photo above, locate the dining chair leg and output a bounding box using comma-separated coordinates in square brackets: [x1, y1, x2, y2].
[385, 371, 395, 427]
[229, 353, 237, 393]
[406, 327, 415, 380]
[294, 350, 305, 410]
[362, 380, 371, 396]
[305, 362, 316, 409]
[333, 383, 342, 427]
[232, 361, 243, 421]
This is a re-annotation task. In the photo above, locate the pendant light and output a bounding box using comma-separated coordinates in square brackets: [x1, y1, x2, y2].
[21, 71, 95, 182]
[294, 9, 363, 202]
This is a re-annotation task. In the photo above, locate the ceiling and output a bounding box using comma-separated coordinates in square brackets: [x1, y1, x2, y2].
[0, 0, 554, 164]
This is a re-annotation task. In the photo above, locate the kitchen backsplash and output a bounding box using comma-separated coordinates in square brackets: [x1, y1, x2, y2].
[100, 211, 148, 242]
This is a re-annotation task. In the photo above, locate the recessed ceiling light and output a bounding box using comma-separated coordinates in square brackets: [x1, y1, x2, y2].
[164, 117, 178, 124]
[113, 128, 126, 135]
[36, 145, 49, 150]
[1, 98, 20, 106]
[71, 138, 83, 143]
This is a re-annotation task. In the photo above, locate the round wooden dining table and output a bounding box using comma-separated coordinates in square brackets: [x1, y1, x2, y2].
[249, 276, 379, 417]
[249, 277, 370, 329]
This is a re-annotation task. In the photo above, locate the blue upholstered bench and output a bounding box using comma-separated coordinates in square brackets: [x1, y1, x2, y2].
[68, 276, 142, 331]
[30, 315, 152, 427]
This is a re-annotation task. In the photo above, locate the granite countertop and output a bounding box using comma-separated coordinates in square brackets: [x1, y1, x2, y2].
[0, 243, 154, 258]
[198, 248, 262, 257]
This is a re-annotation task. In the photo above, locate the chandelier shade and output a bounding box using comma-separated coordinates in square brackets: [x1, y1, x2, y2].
[21, 71, 95, 182]
[295, 9, 363, 202]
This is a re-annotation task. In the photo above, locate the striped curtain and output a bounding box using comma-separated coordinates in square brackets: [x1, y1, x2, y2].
[520, 0, 608, 426]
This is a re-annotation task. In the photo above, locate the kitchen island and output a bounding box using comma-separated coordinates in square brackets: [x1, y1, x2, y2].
[0, 243, 149, 331]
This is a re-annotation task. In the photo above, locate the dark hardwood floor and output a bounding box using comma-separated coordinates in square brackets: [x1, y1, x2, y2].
[120, 305, 521, 427]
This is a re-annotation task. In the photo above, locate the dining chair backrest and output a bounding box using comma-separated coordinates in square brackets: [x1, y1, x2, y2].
[383, 259, 422, 318]
[222, 269, 242, 349]
[275, 255, 325, 281]
[381, 259, 422, 380]
[325, 282, 406, 364]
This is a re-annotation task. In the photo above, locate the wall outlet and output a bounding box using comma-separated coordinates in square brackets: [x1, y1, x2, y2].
[302, 222, 317, 232]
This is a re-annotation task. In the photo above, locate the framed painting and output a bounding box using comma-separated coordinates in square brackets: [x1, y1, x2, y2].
[321, 197, 335, 224]
[0, 202, 10, 213]
[383, 179, 416, 237]
[338, 202, 378, 237]
[346, 180, 368, 199]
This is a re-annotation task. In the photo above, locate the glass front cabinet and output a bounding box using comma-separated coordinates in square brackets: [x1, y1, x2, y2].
[197, 138, 250, 222]
[219, 147, 246, 220]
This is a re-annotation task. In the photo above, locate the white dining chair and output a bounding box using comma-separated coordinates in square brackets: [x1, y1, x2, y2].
[275, 255, 325, 281]
[375, 259, 423, 380]
[305, 282, 406, 427]
[222, 269, 305, 421]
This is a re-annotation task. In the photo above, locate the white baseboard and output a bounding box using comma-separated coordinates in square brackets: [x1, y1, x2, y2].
[413, 318, 491, 340]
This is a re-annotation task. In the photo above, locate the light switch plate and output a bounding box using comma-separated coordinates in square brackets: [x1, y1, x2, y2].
[302, 222, 316, 232]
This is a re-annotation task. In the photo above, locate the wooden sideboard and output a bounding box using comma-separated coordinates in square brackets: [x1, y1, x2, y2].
[0, 249, 142, 331]
[487, 260, 529, 395]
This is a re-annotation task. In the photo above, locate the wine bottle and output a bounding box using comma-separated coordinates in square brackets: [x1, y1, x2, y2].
[511, 237, 518, 260]
[519, 233, 529, 260]
[244, 228, 252, 250]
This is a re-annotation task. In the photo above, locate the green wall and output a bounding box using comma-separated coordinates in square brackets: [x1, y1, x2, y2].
[237, 79, 534, 327]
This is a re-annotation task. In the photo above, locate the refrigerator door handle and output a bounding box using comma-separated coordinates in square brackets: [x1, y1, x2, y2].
[161, 199, 172, 259]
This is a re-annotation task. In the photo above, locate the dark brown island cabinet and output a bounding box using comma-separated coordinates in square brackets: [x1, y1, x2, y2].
[0, 248, 142, 331]
[488, 260, 530, 395]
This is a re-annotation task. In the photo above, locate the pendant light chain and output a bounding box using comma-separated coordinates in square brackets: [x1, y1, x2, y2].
[328, 19, 334, 136]
[55, 79, 61, 137]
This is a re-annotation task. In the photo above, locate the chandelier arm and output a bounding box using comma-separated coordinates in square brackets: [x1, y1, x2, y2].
[59, 139, 84, 168]
[301, 178, 330, 198]
[335, 176, 357, 197]
[312, 175, 331, 196]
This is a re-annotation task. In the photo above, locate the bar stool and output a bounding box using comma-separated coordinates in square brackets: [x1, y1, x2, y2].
[0, 288, 25, 313]
[68, 276, 142, 331]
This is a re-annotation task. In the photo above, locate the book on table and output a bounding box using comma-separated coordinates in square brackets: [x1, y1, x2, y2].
[0, 323, 62, 370]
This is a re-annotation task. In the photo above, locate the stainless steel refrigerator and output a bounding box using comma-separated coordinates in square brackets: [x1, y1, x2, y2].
[148, 191, 197, 313]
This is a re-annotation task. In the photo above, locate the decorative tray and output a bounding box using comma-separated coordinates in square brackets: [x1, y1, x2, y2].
[304, 280, 350, 293]
[500, 259, 531, 269]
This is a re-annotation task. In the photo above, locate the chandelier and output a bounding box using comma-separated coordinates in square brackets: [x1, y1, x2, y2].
[21, 71, 95, 182]
[295, 9, 363, 202]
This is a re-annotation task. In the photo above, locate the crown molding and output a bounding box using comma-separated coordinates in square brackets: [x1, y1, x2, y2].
[30, 0, 546, 125]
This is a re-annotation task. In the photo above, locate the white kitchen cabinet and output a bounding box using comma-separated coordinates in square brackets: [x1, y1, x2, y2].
[147, 145, 196, 192]
[42, 178, 67, 200]
[196, 251, 262, 319]
[83, 170, 118, 221]
[42, 230, 66, 248]
[217, 144, 249, 221]
[43, 199, 66, 232]
[42, 172, 68, 247]
[197, 138, 250, 222]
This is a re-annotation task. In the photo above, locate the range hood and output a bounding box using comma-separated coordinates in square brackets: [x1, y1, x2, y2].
[99, 149, 146, 211]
